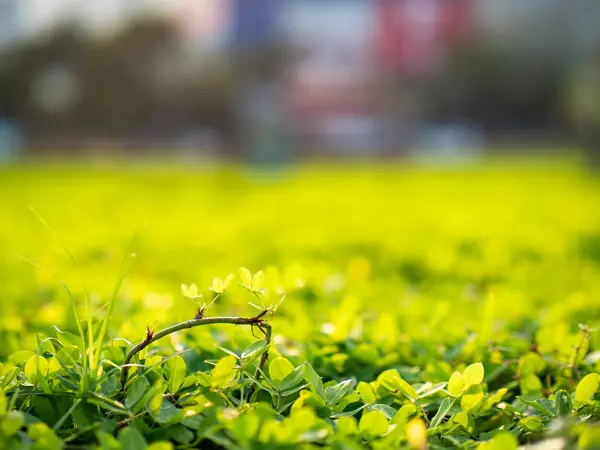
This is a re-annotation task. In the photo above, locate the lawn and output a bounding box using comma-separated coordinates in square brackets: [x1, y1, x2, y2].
[0, 159, 599, 448]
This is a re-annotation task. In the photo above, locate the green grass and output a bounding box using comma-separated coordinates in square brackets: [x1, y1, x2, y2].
[0, 159, 599, 448]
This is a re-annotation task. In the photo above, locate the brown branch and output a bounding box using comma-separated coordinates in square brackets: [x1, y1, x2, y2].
[246, 323, 272, 402]
[120, 313, 271, 390]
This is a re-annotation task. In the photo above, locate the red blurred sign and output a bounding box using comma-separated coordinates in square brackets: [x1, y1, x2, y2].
[284, 1, 375, 128]
[376, 0, 472, 74]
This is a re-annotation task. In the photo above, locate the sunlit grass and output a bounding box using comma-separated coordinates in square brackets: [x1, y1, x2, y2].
[0, 158, 599, 447]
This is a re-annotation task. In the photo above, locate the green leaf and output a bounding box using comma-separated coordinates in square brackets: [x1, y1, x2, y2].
[211, 356, 237, 389]
[149, 399, 183, 425]
[580, 426, 600, 450]
[9, 350, 36, 366]
[31, 397, 57, 424]
[451, 411, 474, 432]
[0, 364, 19, 388]
[211, 277, 224, 294]
[519, 416, 544, 432]
[377, 369, 418, 400]
[53, 326, 84, 349]
[223, 274, 234, 289]
[251, 270, 264, 291]
[168, 424, 194, 444]
[181, 283, 200, 299]
[463, 363, 484, 388]
[97, 431, 121, 450]
[118, 426, 148, 450]
[146, 380, 166, 417]
[71, 404, 90, 429]
[278, 364, 306, 392]
[520, 373, 543, 396]
[238, 267, 252, 287]
[125, 376, 150, 409]
[147, 443, 174, 450]
[574, 373, 600, 404]
[56, 346, 82, 367]
[303, 363, 326, 399]
[485, 388, 508, 409]
[0, 388, 6, 414]
[240, 340, 268, 361]
[331, 404, 367, 419]
[324, 379, 354, 406]
[166, 355, 187, 393]
[555, 389, 572, 416]
[359, 410, 388, 438]
[406, 418, 428, 449]
[417, 382, 447, 398]
[517, 396, 556, 418]
[461, 385, 484, 413]
[518, 352, 546, 376]
[24, 355, 49, 384]
[479, 432, 518, 450]
[370, 403, 397, 419]
[38, 370, 52, 395]
[100, 375, 120, 398]
[448, 371, 465, 396]
[430, 397, 455, 428]
[280, 382, 311, 398]
[393, 404, 418, 423]
[230, 412, 260, 442]
[27, 423, 62, 449]
[357, 382, 377, 404]
[1, 411, 24, 436]
[337, 416, 359, 436]
[269, 357, 294, 387]
[214, 343, 240, 360]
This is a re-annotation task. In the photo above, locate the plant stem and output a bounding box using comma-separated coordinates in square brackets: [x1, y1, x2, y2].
[246, 324, 272, 402]
[120, 313, 270, 390]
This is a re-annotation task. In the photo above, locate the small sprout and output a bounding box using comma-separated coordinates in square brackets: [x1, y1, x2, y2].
[239, 268, 265, 293]
[238, 267, 252, 287]
[239, 268, 267, 310]
[181, 283, 201, 300]
[145, 324, 155, 342]
[251, 270, 264, 291]
[212, 277, 224, 294]
[210, 274, 234, 294]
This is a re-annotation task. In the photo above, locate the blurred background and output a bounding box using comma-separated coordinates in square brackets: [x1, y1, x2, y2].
[0, 0, 599, 165]
[1, 0, 600, 360]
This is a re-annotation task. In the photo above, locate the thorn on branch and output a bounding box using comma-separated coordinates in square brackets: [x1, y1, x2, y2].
[144, 325, 155, 344]
[530, 343, 539, 353]
[194, 307, 205, 320]
[249, 309, 268, 323]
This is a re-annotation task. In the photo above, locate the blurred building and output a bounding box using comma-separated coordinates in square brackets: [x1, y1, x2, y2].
[376, 0, 472, 75]
[282, 0, 377, 153]
[1, 0, 600, 157]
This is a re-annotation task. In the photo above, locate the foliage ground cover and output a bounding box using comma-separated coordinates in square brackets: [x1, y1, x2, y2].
[1, 159, 600, 449]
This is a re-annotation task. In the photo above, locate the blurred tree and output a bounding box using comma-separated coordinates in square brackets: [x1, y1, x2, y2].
[565, 51, 600, 168]
[0, 18, 235, 154]
[429, 41, 565, 134]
